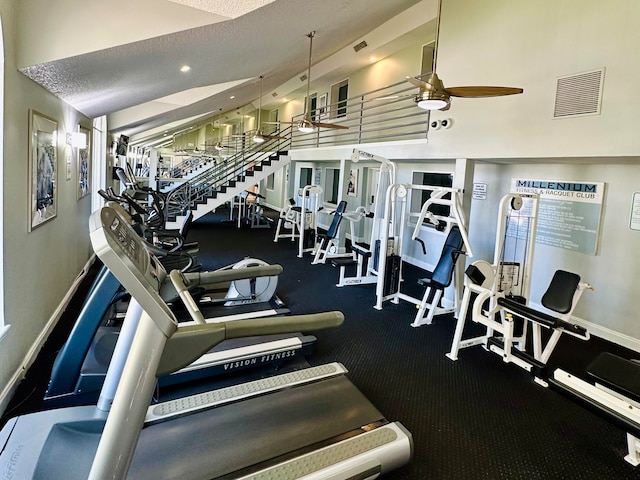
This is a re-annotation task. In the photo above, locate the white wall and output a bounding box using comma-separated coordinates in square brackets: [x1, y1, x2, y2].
[0, 0, 94, 412]
[426, 0, 640, 159]
[279, 0, 640, 350]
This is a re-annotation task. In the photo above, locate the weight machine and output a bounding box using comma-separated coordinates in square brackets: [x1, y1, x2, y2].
[273, 185, 324, 258]
[374, 184, 472, 315]
[232, 187, 271, 229]
[447, 193, 592, 386]
[331, 149, 396, 287]
[311, 200, 354, 265]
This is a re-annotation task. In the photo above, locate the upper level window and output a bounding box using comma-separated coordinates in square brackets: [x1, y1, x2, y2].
[330, 79, 349, 118]
[421, 42, 435, 76]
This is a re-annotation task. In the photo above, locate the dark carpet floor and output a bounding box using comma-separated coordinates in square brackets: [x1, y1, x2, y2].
[187, 208, 640, 480]
[4, 206, 640, 479]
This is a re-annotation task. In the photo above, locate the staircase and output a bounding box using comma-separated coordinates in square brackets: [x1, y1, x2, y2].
[163, 129, 291, 229]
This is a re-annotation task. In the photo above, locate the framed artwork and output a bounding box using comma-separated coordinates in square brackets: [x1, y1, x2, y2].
[347, 167, 359, 197]
[28, 110, 58, 231]
[77, 126, 91, 199]
[318, 93, 328, 119]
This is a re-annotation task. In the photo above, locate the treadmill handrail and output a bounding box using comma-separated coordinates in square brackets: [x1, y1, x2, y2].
[157, 311, 344, 376]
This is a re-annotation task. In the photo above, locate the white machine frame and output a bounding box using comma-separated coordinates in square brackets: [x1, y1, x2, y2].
[553, 368, 640, 466]
[447, 193, 591, 386]
[332, 149, 396, 288]
[374, 183, 473, 316]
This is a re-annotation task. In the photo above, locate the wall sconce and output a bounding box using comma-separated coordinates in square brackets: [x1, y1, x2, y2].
[66, 131, 87, 149]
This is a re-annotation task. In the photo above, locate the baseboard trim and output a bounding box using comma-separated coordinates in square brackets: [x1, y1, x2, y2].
[574, 316, 640, 353]
[0, 255, 96, 416]
[405, 253, 640, 353]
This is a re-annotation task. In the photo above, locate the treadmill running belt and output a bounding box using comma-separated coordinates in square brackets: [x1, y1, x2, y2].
[34, 375, 384, 479]
[129, 375, 383, 479]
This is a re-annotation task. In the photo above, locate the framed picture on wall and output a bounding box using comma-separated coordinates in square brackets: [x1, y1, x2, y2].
[28, 110, 58, 231]
[347, 167, 358, 197]
[77, 126, 91, 200]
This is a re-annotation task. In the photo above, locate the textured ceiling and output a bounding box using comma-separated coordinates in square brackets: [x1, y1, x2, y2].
[167, 0, 277, 18]
[19, 0, 424, 143]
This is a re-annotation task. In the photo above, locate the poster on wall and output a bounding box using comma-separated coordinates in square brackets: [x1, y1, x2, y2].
[28, 110, 58, 231]
[347, 168, 358, 197]
[511, 178, 605, 255]
[77, 126, 91, 200]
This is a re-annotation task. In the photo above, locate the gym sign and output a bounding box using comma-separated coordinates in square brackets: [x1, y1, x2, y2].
[511, 178, 605, 255]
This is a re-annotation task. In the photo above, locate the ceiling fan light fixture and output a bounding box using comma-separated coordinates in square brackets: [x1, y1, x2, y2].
[252, 134, 266, 143]
[214, 144, 224, 151]
[297, 120, 316, 133]
[415, 91, 450, 110]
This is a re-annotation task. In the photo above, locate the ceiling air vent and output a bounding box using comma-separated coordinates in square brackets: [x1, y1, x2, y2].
[353, 40, 368, 52]
[272, 92, 278, 97]
[300, 74, 308, 82]
[553, 68, 604, 118]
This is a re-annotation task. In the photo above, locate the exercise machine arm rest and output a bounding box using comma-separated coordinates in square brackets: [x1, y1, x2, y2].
[157, 312, 344, 376]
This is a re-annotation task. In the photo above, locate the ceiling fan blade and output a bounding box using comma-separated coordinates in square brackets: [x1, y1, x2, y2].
[264, 134, 287, 140]
[263, 121, 295, 125]
[311, 121, 349, 130]
[445, 86, 524, 98]
[406, 76, 430, 90]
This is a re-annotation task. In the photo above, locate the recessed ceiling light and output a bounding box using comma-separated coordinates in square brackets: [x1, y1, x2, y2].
[180, 65, 191, 72]
[282, 98, 289, 102]
[369, 56, 377, 62]
[230, 95, 235, 99]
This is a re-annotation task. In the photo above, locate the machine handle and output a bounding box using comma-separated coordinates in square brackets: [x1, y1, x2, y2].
[225, 311, 344, 338]
[184, 264, 283, 287]
[158, 311, 345, 377]
[169, 270, 206, 324]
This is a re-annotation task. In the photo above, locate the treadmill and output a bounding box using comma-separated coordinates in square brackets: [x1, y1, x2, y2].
[0, 205, 413, 479]
[43, 261, 310, 409]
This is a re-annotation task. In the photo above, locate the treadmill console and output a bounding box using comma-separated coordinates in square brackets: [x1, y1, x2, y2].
[89, 206, 177, 336]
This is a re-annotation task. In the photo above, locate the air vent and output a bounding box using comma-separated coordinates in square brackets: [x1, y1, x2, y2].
[272, 92, 278, 97]
[353, 40, 368, 52]
[554, 68, 604, 118]
[299, 74, 308, 82]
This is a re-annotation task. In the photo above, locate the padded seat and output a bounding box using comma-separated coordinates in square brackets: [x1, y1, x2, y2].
[587, 352, 640, 404]
[330, 258, 358, 268]
[497, 269, 587, 336]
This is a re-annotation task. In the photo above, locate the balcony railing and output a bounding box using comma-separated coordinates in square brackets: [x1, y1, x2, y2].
[289, 78, 431, 149]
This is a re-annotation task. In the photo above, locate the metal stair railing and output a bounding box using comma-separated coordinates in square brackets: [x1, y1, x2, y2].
[164, 125, 292, 220]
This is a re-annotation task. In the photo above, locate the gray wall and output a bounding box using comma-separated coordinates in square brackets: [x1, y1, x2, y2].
[0, 1, 93, 408]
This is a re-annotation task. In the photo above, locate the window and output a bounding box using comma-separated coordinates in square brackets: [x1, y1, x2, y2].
[91, 116, 108, 213]
[305, 94, 318, 120]
[411, 171, 453, 219]
[266, 173, 275, 190]
[269, 109, 279, 134]
[299, 167, 313, 188]
[421, 42, 435, 76]
[325, 168, 340, 205]
[330, 79, 349, 118]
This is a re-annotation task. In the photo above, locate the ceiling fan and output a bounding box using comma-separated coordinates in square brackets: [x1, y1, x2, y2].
[252, 75, 287, 143]
[406, 0, 523, 111]
[267, 31, 348, 133]
[201, 109, 229, 151]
